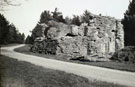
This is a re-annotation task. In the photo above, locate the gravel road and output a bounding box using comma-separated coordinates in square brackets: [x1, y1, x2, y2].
[1, 44, 135, 87]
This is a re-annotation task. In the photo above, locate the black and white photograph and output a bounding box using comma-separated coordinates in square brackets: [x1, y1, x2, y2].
[0, 0, 135, 87]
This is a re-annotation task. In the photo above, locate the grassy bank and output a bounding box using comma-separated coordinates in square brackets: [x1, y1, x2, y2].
[0, 55, 126, 87]
[15, 45, 135, 72]
[1, 44, 19, 47]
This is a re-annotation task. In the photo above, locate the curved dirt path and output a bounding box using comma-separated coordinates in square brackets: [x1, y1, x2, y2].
[1, 44, 135, 87]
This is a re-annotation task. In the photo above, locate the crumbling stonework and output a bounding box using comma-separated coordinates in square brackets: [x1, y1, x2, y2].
[32, 23, 48, 38]
[31, 15, 124, 58]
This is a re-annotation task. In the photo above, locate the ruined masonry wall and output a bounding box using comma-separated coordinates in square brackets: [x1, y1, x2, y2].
[31, 16, 124, 58]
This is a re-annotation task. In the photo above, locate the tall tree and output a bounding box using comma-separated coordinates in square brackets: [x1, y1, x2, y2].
[64, 16, 72, 25]
[25, 35, 34, 44]
[122, 0, 135, 46]
[81, 10, 94, 24]
[71, 15, 81, 26]
[21, 33, 25, 43]
[52, 8, 65, 23]
[0, 13, 9, 44]
[25, 35, 33, 44]
[39, 10, 52, 23]
[0, 13, 25, 44]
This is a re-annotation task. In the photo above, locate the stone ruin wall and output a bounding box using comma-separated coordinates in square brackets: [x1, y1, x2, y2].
[31, 15, 124, 58]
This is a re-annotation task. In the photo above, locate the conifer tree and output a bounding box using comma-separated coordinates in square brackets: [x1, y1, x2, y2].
[122, 0, 135, 46]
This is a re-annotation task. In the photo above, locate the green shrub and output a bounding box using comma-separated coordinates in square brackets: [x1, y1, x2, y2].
[111, 46, 135, 64]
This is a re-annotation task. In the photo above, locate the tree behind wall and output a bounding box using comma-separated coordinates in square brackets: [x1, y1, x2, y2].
[39, 8, 65, 24]
[52, 8, 65, 23]
[25, 35, 34, 44]
[39, 10, 52, 24]
[71, 15, 81, 26]
[81, 10, 94, 24]
[122, 0, 135, 46]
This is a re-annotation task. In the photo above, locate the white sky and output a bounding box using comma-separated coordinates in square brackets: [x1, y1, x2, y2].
[1, 0, 129, 36]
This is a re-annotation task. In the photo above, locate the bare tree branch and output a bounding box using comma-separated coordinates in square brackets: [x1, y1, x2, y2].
[0, 0, 29, 11]
[4, 0, 21, 6]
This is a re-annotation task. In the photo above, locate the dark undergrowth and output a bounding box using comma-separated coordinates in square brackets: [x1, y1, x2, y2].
[111, 46, 135, 64]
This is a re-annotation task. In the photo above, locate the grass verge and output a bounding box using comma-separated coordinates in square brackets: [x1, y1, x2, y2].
[14, 45, 135, 72]
[1, 44, 19, 47]
[0, 55, 126, 87]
